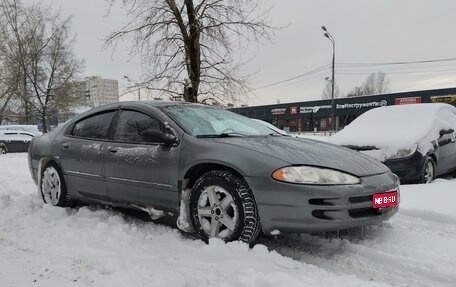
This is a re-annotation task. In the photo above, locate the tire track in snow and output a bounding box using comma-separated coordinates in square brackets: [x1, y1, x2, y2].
[262, 214, 456, 287]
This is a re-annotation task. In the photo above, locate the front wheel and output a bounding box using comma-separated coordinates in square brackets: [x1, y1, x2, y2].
[420, 157, 436, 184]
[189, 170, 261, 243]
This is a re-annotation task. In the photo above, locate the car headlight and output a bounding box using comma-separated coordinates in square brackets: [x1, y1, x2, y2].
[386, 145, 418, 160]
[272, 166, 361, 185]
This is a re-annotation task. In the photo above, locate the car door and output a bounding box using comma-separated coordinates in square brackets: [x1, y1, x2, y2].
[2, 132, 22, 152]
[18, 132, 34, 152]
[436, 130, 456, 174]
[59, 110, 117, 201]
[104, 108, 181, 211]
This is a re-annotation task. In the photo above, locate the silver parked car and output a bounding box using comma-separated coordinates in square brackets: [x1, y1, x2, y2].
[28, 102, 399, 243]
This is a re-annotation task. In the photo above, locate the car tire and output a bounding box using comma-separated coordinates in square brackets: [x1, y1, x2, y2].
[420, 157, 436, 184]
[40, 162, 73, 207]
[189, 170, 261, 244]
[0, 147, 6, 155]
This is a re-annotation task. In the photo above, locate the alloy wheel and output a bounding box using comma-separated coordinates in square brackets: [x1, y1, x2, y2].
[424, 160, 435, 183]
[197, 185, 239, 239]
[41, 166, 62, 205]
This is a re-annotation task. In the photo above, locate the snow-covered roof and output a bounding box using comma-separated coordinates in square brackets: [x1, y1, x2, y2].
[329, 103, 456, 157]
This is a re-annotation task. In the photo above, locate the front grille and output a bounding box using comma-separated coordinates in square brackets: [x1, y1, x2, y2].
[349, 195, 371, 204]
[312, 210, 334, 220]
[349, 207, 381, 218]
[310, 192, 396, 221]
[309, 198, 335, 206]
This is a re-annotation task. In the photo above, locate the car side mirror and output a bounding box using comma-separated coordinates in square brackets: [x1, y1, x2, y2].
[439, 128, 455, 137]
[142, 129, 178, 145]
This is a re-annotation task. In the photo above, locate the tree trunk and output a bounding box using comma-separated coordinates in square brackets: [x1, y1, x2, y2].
[185, 0, 200, 103]
[41, 111, 47, 133]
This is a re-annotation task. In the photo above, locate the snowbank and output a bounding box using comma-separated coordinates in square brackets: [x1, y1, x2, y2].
[1, 153, 456, 287]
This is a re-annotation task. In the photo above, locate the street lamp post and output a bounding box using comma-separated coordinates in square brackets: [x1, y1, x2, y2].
[321, 26, 336, 132]
[123, 75, 141, 101]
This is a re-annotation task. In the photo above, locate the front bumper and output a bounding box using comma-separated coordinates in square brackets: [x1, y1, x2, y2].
[245, 171, 399, 234]
[384, 151, 425, 183]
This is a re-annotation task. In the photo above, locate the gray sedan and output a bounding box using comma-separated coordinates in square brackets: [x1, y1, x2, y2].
[28, 101, 399, 243]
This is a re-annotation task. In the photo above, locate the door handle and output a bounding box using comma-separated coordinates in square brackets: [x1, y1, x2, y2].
[108, 147, 119, 154]
[62, 143, 69, 149]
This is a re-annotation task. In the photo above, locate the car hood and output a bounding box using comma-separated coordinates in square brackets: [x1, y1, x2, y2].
[209, 136, 389, 177]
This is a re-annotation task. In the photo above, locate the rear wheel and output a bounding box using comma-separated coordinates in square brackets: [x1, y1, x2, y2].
[420, 157, 436, 184]
[189, 170, 261, 243]
[0, 147, 6, 155]
[40, 162, 72, 207]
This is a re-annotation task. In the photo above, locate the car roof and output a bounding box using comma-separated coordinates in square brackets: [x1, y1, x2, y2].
[330, 103, 456, 152]
[119, 101, 201, 108]
[69, 101, 222, 125]
[0, 130, 35, 136]
[92, 101, 206, 112]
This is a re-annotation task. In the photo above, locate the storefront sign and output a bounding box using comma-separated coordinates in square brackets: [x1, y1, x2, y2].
[300, 105, 331, 114]
[290, 107, 298, 115]
[395, 97, 421, 105]
[336, 100, 387, 110]
[431, 95, 456, 103]
[271, 108, 286, 115]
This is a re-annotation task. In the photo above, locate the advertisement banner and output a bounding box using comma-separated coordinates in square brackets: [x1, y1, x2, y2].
[336, 100, 387, 110]
[300, 105, 331, 114]
[431, 95, 456, 103]
[271, 108, 286, 115]
[395, 97, 421, 105]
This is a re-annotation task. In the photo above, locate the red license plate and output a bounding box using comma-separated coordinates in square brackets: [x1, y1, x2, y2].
[372, 191, 398, 208]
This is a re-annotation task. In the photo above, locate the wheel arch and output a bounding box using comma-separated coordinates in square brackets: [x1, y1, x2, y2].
[37, 156, 66, 189]
[182, 162, 246, 190]
[428, 153, 437, 165]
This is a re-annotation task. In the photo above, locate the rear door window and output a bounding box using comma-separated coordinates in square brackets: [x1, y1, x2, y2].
[72, 111, 116, 139]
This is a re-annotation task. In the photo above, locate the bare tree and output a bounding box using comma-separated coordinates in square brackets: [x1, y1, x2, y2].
[1, 0, 83, 132]
[0, 4, 19, 124]
[346, 72, 391, 98]
[362, 72, 390, 95]
[321, 80, 341, 100]
[105, 0, 275, 103]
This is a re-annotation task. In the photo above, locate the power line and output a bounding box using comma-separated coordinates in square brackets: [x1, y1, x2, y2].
[253, 57, 456, 92]
[336, 63, 456, 73]
[338, 57, 456, 67]
[338, 67, 456, 75]
[254, 64, 331, 91]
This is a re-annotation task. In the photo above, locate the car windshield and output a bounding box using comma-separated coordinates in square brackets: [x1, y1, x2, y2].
[162, 105, 279, 137]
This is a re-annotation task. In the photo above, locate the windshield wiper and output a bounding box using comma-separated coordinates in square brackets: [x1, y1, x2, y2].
[344, 145, 379, 151]
[196, 132, 247, 138]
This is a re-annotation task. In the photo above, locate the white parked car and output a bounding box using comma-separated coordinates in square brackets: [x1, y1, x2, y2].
[0, 130, 36, 153]
[329, 103, 456, 184]
[0, 125, 41, 136]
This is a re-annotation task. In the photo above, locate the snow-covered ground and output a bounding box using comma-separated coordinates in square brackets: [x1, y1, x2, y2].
[1, 153, 456, 287]
[291, 132, 329, 142]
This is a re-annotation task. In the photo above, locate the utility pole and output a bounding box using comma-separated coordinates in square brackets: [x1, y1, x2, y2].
[123, 75, 141, 101]
[322, 26, 336, 132]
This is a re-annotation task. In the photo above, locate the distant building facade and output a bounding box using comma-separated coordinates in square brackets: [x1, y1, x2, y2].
[231, 87, 456, 133]
[73, 76, 119, 108]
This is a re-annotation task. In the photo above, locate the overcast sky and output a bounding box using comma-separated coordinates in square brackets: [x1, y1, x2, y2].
[25, 0, 456, 105]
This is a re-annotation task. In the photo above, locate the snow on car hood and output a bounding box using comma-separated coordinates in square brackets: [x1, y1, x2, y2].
[329, 103, 456, 159]
[210, 136, 389, 177]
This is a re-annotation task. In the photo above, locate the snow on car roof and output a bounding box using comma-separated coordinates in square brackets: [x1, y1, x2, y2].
[329, 103, 456, 156]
